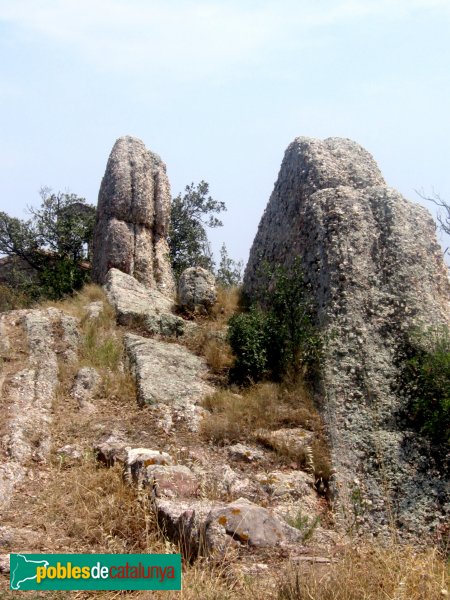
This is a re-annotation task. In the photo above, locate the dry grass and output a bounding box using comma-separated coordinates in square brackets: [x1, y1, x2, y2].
[1, 543, 448, 600]
[0, 283, 34, 311]
[0, 561, 267, 600]
[211, 285, 242, 323]
[201, 383, 332, 482]
[183, 320, 233, 376]
[35, 456, 162, 554]
[181, 285, 241, 377]
[48, 283, 136, 406]
[42, 283, 107, 317]
[277, 543, 449, 600]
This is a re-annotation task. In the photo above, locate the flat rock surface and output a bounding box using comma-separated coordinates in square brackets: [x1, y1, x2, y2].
[125, 333, 214, 406]
[206, 497, 302, 548]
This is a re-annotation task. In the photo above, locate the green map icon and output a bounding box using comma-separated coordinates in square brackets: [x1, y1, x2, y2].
[10, 554, 50, 590]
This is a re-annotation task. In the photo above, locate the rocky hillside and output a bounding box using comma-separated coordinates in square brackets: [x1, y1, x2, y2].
[0, 135, 448, 599]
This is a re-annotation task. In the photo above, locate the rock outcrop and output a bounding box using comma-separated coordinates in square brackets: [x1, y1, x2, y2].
[105, 268, 185, 337]
[92, 136, 175, 296]
[125, 333, 213, 432]
[178, 267, 217, 313]
[0, 309, 79, 510]
[244, 136, 450, 539]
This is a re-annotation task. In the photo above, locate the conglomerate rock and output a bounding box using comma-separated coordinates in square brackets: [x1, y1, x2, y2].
[244, 136, 450, 540]
[125, 333, 214, 404]
[178, 267, 217, 313]
[104, 268, 185, 337]
[92, 135, 175, 296]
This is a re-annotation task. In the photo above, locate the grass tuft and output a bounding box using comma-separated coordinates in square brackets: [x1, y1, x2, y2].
[277, 543, 449, 600]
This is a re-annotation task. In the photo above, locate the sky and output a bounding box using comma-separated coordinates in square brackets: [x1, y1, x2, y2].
[0, 0, 449, 267]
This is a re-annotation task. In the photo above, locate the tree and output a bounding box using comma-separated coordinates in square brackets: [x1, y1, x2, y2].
[216, 243, 243, 287]
[168, 181, 226, 277]
[417, 189, 450, 255]
[0, 188, 96, 299]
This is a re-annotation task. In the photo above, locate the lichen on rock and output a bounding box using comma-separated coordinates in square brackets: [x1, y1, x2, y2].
[244, 136, 450, 540]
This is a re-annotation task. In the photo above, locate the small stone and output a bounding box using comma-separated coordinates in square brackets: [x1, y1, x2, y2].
[0, 553, 10, 574]
[94, 433, 129, 467]
[57, 445, 83, 461]
[126, 448, 174, 485]
[228, 443, 265, 462]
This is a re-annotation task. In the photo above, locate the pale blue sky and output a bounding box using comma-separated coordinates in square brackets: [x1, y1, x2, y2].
[1, 0, 449, 265]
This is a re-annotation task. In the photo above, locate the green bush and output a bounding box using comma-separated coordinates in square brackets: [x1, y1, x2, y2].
[38, 258, 90, 300]
[228, 307, 269, 383]
[0, 283, 33, 312]
[228, 258, 322, 384]
[399, 325, 450, 446]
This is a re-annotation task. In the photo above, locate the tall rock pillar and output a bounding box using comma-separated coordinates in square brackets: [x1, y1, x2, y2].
[92, 135, 175, 296]
[244, 136, 450, 539]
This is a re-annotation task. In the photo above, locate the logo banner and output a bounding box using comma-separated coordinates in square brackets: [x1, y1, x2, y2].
[9, 553, 182, 591]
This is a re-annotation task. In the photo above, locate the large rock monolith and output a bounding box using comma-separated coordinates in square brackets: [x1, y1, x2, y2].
[92, 136, 175, 296]
[244, 136, 450, 540]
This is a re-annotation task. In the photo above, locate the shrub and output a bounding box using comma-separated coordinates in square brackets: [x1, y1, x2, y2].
[228, 258, 322, 384]
[0, 283, 33, 312]
[399, 325, 450, 446]
[228, 307, 269, 383]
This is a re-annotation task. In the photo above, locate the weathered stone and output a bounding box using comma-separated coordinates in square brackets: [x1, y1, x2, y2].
[0, 553, 10, 574]
[228, 443, 266, 463]
[146, 401, 209, 434]
[57, 444, 83, 461]
[92, 135, 175, 296]
[255, 428, 314, 458]
[85, 301, 103, 319]
[144, 465, 199, 499]
[218, 465, 256, 498]
[0, 320, 10, 354]
[58, 313, 80, 362]
[125, 333, 214, 406]
[0, 309, 77, 510]
[154, 499, 216, 558]
[126, 448, 173, 485]
[178, 267, 217, 313]
[205, 497, 302, 548]
[94, 433, 129, 467]
[71, 367, 100, 412]
[105, 268, 185, 337]
[255, 470, 314, 500]
[244, 135, 450, 539]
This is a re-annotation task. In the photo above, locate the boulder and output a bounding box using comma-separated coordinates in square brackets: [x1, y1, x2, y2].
[154, 497, 302, 558]
[92, 135, 175, 296]
[178, 267, 216, 313]
[205, 497, 301, 548]
[105, 268, 185, 337]
[244, 136, 450, 539]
